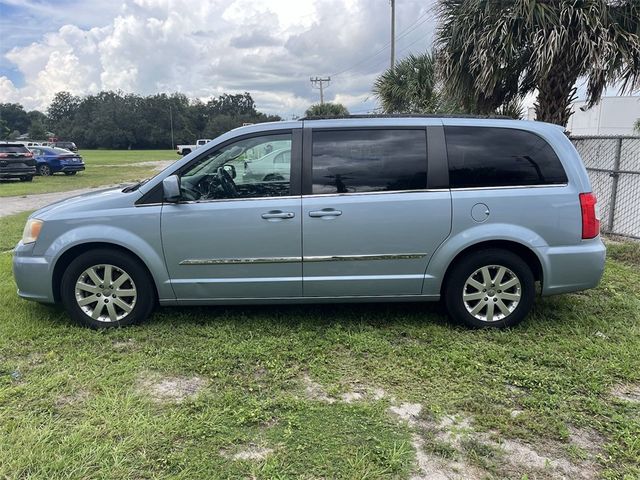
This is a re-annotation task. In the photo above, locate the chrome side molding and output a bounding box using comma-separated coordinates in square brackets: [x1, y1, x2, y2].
[304, 253, 426, 262]
[180, 253, 427, 265]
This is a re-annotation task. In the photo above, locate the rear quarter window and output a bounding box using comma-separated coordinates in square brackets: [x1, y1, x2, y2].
[445, 126, 568, 188]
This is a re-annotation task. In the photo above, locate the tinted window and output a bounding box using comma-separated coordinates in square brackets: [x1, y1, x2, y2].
[312, 129, 427, 194]
[0, 145, 29, 153]
[179, 133, 292, 201]
[445, 127, 567, 188]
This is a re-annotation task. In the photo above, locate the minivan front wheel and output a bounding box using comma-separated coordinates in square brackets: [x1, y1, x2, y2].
[444, 249, 535, 328]
[61, 249, 155, 328]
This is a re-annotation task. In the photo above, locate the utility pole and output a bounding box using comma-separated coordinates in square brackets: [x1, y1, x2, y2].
[169, 105, 175, 150]
[310, 76, 331, 104]
[390, 0, 396, 69]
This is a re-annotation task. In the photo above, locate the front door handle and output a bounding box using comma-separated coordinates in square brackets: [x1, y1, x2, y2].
[261, 211, 295, 219]
[309, 208, 342, 218]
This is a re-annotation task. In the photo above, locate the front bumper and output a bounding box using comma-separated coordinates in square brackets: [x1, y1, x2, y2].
[538, 238, 606, 296]
[12, 242, 55, 304]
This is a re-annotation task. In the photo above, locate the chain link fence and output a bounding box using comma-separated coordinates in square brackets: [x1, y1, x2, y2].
[571, 136, 640, 240]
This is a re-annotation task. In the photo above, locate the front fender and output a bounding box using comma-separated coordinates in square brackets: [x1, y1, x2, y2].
[422, 223, 548, 296]
[44, 225, 175, 302]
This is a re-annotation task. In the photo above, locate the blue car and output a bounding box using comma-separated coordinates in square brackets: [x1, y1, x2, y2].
[28, 146, 85, 176]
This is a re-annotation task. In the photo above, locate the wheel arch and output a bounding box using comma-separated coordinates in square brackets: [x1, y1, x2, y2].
[439, 240, 543, 297]
[52, 242, 159, 303]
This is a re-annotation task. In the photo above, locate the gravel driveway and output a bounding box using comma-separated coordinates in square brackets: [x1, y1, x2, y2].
[0, 186, 117, 218]
[0, 160, 174, 219]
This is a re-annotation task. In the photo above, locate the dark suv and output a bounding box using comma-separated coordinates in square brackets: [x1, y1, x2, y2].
[51, 141, 78, 152]
[0, 143, 37, 182]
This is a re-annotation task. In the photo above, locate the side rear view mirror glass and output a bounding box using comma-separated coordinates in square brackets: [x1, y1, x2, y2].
[163, 174, 181, 202]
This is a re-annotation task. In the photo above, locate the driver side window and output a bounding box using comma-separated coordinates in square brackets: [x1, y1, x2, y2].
[179, 133, 292, 201]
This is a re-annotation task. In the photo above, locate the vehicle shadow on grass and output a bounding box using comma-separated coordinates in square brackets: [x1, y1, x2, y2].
[26, 295, 572, 332]
[154, 301, 458, 330]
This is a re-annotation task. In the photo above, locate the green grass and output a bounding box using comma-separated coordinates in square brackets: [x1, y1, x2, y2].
[80, 149, 177, 165]
[0, 210, 638, 479]
[0, 150, 177, 197]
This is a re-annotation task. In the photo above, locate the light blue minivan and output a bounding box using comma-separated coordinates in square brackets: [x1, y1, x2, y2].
[13, 116, 606, 329]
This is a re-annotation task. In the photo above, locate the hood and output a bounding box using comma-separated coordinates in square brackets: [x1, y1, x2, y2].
[31, 186, 143, 220]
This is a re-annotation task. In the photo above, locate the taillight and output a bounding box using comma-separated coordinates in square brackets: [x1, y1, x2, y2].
[24, 152, 33, 157]
[0, 153, 7, 158]
[579, 192, 600, 239]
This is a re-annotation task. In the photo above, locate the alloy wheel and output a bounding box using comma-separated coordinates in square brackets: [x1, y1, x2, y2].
[462, 265, 521, 322]
[74, 264, 137, 322]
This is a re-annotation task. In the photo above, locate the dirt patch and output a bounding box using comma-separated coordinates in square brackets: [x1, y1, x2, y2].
[341, 384, 386, 403]
[611, 383, 640, 403]
[302, 374, 336, 403]
[301, 375, 387, 404]
[220, 443, 274, 461]
[136, 373, 207, 403]
[568, 425, 605, 456]
[55, 389, 90, 408]
[389, 402, 423, 423]
[410, 432, 484, 480]
[112, 338, 137, 351]
[388, 403, 601, 480]
[389, 404, 483, 480]
[100, 160, 174, 171]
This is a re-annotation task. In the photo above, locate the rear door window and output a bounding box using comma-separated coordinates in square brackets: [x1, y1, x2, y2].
[445, 126, 568, 188]
[311, 129, 427, 194]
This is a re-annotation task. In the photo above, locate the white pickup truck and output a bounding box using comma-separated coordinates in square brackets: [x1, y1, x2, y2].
[176, 139, 211, 156]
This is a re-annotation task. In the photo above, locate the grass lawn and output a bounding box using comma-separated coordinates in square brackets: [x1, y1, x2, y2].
[0, 208, 638, 479]
[0, 150, 177, 197]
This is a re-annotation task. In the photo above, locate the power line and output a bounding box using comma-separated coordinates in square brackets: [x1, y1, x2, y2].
[330, 7, 435, 78]
[310, 76, 331, 104]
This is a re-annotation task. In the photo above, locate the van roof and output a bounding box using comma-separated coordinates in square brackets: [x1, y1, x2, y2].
[298, 113, 512, 121]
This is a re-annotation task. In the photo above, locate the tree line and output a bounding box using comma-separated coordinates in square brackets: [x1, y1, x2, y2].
[0, 91, 281, 149]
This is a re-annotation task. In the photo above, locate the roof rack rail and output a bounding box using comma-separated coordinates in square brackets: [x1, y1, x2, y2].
[298, 113, 513, 121]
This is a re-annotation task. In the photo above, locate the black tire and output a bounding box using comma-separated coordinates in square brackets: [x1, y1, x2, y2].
[37, 164, 52, 176]
[444, 248, 535, 329]
[64, 171, 77, 176]
[60, 249, 156, 329]
[20, 176, 33, 182]
[181, 149, 191, 156]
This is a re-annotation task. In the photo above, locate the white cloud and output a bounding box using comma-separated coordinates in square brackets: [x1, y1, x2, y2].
[0, 0, 437, 116]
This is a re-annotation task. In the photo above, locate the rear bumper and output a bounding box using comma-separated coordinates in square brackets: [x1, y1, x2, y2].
[12, 243, 55, 304]
[0, 166, 36, 178]
[60, 164, 85, 172]
[538, 238, 606, 296]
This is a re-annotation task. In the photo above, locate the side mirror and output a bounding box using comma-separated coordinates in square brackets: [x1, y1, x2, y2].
[163, 174, 181, 202]
[223, 164, 236, 179]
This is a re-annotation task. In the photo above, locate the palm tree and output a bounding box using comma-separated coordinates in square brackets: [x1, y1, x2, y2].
[373, 53, 440, 113]
[305, 103, 349, 117]
[436, 0, 640, 126]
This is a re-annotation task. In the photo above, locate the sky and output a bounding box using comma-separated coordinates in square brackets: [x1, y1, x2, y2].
[0, 0, 440, 117]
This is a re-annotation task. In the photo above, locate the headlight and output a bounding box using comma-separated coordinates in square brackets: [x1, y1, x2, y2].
[22, 218, 43, 244]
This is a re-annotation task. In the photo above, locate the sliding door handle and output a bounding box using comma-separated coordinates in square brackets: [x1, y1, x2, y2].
[309, 208, 342, 218]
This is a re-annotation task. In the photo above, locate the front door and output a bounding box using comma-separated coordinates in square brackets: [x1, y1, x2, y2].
[302, 127, 451, 297]
[161, 130, 302, 300]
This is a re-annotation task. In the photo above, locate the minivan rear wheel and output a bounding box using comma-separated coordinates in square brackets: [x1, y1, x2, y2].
[60, 249, 155, 328]
[444, 249, 535, 328]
